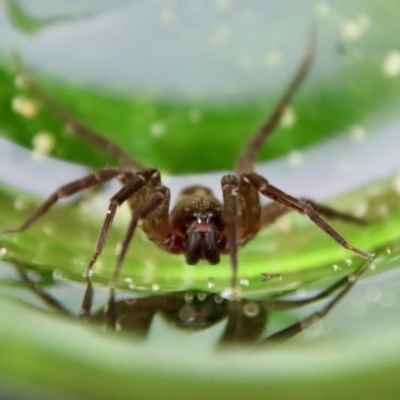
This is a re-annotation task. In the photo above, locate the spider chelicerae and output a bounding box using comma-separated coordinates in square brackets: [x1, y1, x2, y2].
[3, 29, 373, 288]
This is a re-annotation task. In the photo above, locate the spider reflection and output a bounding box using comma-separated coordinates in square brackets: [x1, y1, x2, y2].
[10, 260, 370, 347]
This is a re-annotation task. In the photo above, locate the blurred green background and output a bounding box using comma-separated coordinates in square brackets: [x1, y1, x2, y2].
[0, 0, 400, 399]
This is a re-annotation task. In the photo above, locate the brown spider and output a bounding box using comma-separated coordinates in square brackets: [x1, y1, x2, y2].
[4, 29, 373, 287]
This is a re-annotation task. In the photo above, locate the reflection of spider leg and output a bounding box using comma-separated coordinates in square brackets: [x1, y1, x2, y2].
[262, 261, 370, 343]
[11, 260, 71, 316]
[243, 172, 373, 260]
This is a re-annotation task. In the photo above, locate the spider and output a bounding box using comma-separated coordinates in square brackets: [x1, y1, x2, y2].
[3, 29, 373, 288]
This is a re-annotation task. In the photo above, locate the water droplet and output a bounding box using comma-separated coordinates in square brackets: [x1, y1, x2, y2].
[197, 293, 207, 301]
[32, 131, 55, 159]
[333, 264, 340, 272]
[214, 294, 223, 304]
[382, 50, 400, 77]
[184, 292, 194, 302]
[242, 302, 260, 318]
[150, 121, 166, 137]
[12, 95, 38, 118]
[263, 51, 282, 68]
[280, 105, 296, 127]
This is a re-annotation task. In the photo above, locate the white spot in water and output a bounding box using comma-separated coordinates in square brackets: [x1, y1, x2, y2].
[13, 198, 27, 211]
[185, 292, 194, 302]
[152, 283, 160, 292]
[42, 225, 53, 236]
[239, 279, 249, 287]
[341, 15, 370, 42]
[242, 302, 260, 318]
[386, 248, 392, 255]
[280, 105, 296, 128]
[124, 277, 133, 283]
[0, 247, 7, 257]
[349, 125, 366, 143]
[382, 50, 400, 78]
[347, 273, 356, 283]
[353, 200, 368, 218]
[52, 269, 63, 280]
[12, 95, 38, 119]
[214, 294, 223, 304]
[287, 150, 304, 168]
[369, 262, 376, 271]
[32, 131, 55, 160]
[150, 121, 166, 137]
[197, 293, 207, 301]
[345, 258, 353, 266]
[332, 264, 340, 271]
[221, 287, 242, 301]
[207, 279, 215, 289]
[263, 51, 282, 68]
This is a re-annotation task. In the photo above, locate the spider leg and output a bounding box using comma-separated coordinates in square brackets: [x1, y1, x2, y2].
[13, 53, 141, 171]
[1, 169, 125, 235]
[111, 186, 169, 284]
[243, 172, 373, 260]
[261, 198, 367, 228]
[86, 169, 162, 276]
[235, 25, 316, 175]
[222, 175, 240, 288]
[262, 260, 370, 343]
[221, 173, 267, 287]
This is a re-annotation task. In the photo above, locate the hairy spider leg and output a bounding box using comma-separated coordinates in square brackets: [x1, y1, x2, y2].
[85, 169, 168, 277]
[243, 172, 373, 259]
[1, 169, 125, 234]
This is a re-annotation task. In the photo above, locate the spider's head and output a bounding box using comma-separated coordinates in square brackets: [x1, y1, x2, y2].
[185, 213, 221, 265]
